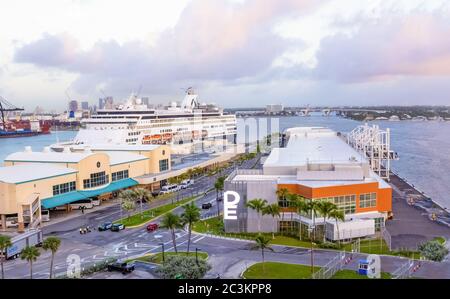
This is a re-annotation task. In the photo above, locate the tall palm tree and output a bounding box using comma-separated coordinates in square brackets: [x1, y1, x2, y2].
[121, 199, 136, 219]
[251, 235, 274, 274]
[214, 176, 225, 216]
[275, 188, 289, 208]
[286, 193, 299, 234]
[20, 246, 40, 279]
[0, 235, 12, 279]
[160, 212, 182, 253]
[262, 204, 280, 239]
[293, 196, 308, 240]
[329, 209, 345, 247]
[246, 198, 268, 233]
[306, 200, 320, 242]
[316, 201, 338, 242]
[42, 236, 61, 279]
[132, 187, 151, 216]
[181, 203, 201, 254]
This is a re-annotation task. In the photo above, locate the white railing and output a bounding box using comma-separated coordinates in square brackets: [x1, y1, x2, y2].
[312, 252, 346, 279]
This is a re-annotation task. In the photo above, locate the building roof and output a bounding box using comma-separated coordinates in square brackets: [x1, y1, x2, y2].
[69, 143, 162, 152]
[104, 151, 148, 165]
[4, 151, 95, 163]
[264, 127, 366, 167]
[0, 164, 77, 184]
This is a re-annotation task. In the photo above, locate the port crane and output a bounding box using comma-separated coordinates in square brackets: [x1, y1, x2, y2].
[0, 96, 24, 130]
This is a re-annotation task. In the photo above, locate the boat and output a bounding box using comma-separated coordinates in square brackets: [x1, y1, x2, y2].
[0, 120, 51, 138]
[51, 88, 237, 153]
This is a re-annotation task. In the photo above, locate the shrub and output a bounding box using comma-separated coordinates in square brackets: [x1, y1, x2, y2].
[156, 255, 211, 279]
[318, 242, 340, 249]
[418, 240, 449, 262]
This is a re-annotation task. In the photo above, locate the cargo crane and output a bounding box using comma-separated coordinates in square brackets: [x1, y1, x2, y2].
[0, 96, 24, 130]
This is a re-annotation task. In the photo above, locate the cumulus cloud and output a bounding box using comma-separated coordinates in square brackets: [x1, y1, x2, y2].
[14, 0, 318, 94]
[313, 13, 450, 82]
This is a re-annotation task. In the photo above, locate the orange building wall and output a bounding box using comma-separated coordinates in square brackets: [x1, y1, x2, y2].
[278, 182, 392, 214]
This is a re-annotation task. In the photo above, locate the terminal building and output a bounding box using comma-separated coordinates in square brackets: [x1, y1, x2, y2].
[224, 127, 393, 241]
[0, 144, 170, 232]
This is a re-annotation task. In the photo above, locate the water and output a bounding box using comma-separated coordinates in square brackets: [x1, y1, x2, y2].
[1, 117, 450, 209]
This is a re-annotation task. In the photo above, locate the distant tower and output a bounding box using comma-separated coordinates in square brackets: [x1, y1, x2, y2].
[68, 100, 78, 113]
[141, 97, 149, 108]
[98, 98, 105, 109]
[81, 101, 89, 110]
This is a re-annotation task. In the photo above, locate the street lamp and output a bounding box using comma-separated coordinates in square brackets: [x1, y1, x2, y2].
[159, 242, 165, 264]
[195, 247, 201, 266]
[307, 225, 315, 277]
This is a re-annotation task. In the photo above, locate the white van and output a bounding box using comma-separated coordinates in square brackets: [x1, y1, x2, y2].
[41, 210, 50, 222]
[70, 199, 94, 210]
[159, 184, 180, 194]
[180, 179, 194, 189]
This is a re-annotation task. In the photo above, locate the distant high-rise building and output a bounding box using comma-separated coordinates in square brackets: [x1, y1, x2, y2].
[81, 101, 89, 110]
[98, 96, 113, 109]
[68, 100, 78, 112]
[265, 104, 284, 114]
[141, 97, 149, 108]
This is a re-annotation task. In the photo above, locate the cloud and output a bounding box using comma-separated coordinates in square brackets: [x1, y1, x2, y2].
[312, 13, 450, 82]
[14, 0, 318, 95]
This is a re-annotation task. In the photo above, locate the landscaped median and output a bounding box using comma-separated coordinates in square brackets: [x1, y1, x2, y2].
[127, 251, 209, 264]
[114, 195, 199, 228]
[192, 216, 422, 259]
[241, 262, 392, 279]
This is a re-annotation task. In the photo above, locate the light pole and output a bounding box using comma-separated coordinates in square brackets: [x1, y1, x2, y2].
[159, 242, 165, 264]
[195, 247, 201, 266]
[308, 225, 315, 277]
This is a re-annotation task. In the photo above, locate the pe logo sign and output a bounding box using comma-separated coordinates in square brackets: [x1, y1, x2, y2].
[224, 191, 240, 220]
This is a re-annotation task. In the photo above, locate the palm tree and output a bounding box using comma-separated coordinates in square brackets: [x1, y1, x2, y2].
[262, 204, 280, 239]
[186, 168, 195, 180]
[246, 198, 268, 233]
[306, 200, 320, 242]
[251, 235, 274, 274]
[42, 236, 61, 279]
[160, 212, 182, 253]
[121, 199, 136, 219]
[293, 196, 308, 240]
[316, 201, 338, 242]
[329, 209, 345, 247]
[214, 176, 225, 217]
[0, 235, 12, 279]
[181, 203, 201, 254]
[20, 246, 40, 279]
[275, 188, 289, 208]
[132, 187, 151, 216]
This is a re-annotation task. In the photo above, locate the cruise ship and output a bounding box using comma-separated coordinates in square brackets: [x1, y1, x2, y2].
[51, 89, 237, 153]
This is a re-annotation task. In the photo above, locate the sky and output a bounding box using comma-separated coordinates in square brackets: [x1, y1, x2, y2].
[1, 0, 450, 111]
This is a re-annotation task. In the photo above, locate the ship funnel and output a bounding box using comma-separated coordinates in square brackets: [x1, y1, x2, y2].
[24, 146, 32, 153]
[43, 146, 51, 153]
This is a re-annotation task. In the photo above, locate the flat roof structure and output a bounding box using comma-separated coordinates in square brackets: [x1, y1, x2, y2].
[66, 143, 162, 152]
[0, 164, 77, 184]
[4, 151, 94, 163]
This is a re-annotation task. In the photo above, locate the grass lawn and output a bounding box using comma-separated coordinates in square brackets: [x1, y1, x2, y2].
[115, 196, 197, 227]
[332, 270, 392, 279]
[243, 262, 320, 279]
[128, 251, 208, 264]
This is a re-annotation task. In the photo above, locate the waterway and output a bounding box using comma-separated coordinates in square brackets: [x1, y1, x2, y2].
[1, 116, 450, 210]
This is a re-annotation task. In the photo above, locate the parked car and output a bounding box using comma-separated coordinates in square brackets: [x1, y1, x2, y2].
[98, 221, 113, 231]
[180, 179, 194, 189]
[107, 262, 135, 274]
[111, 223, 125, 232]
[202, 202, 213, 209]
[146, 223, 159, 232]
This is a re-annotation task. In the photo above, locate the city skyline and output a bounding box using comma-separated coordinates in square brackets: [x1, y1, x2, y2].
[1, 0, 450, 111]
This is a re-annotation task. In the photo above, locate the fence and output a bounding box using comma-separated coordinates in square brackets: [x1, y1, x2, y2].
[312, 252, 346, 279]
[392, 260, 415, 279]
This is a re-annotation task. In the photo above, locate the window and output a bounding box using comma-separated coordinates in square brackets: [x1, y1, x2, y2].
[112, 170, 129, 182]
[317, 195, 356, 215]
[374, 217, 384, 231]
[53, 181, 76, 195]
[359, 193, 377, 208]
[159, 159, 169, 172]
[83, 171, 109, 189]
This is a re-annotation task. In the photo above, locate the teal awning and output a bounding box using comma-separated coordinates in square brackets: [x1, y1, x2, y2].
[78, 178, 138, 198]
[41, 192, 87, 209]
[41, 178, 138, 209]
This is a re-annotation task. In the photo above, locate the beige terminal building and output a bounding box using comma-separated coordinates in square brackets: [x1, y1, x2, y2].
[0, 144, 170, 232]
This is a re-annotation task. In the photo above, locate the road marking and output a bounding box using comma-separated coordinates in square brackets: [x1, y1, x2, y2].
[193, 236, 206, 243]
